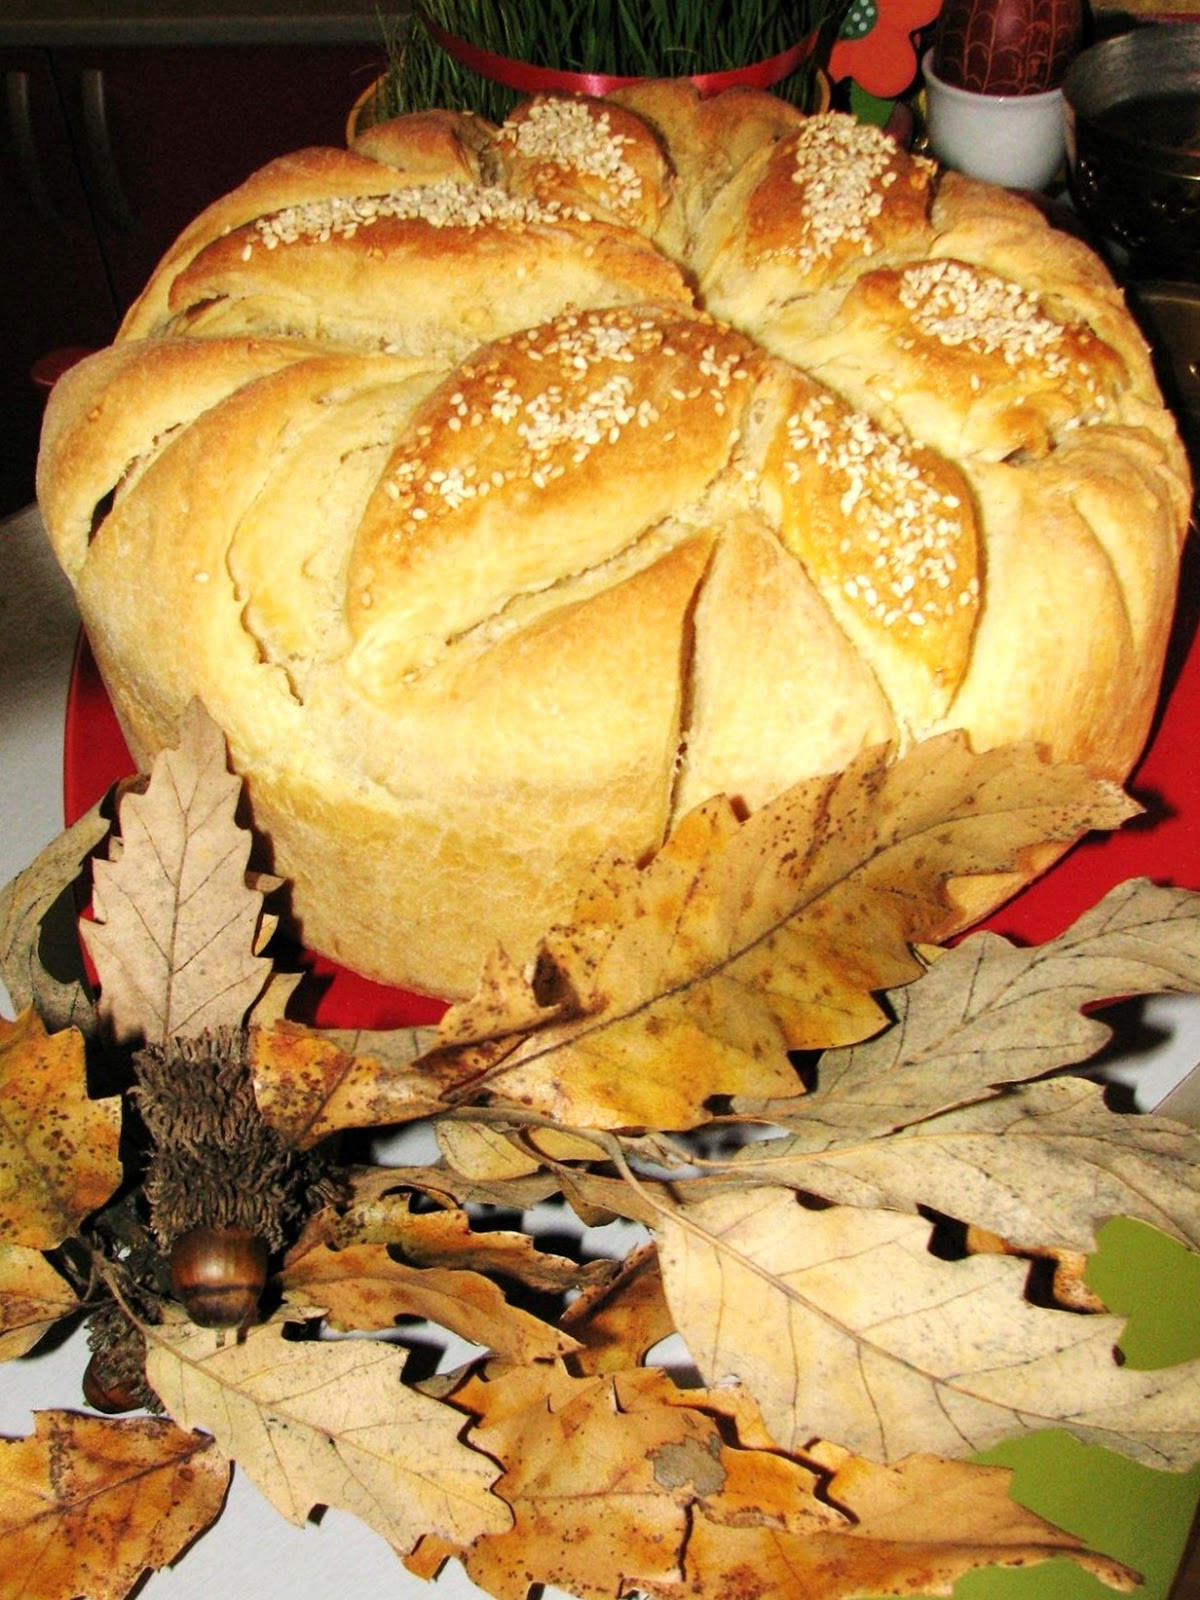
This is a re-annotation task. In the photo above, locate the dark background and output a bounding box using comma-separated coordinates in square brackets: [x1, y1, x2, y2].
[1, 2, 396, 516]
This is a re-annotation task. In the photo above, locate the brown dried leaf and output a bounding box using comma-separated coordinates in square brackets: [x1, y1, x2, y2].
[443, 1364, 1136, 1600]
[662, 1441, 1138, 1599]
[554, 1163, 665, 1230]
[741, 1075, 1200, 1257]
[744, 878, 1200, 1117]
[964, 1225, 1107, 1315]
[450, 1363, 723, 1600]
[250, 1020, 451, 1147]
[655, 1185, 1200, 1467]
[725, 881, 1200, 1254]
[0, 1410, 229, 1600]
[559, 1243, 676, 1374]
[0, 797, 109, 1034]
[332, 1161, 563, 1219]
[671, 1388, 1136, 1593]
[143, 1316, 510, 1554]
[246, 966, 306, 1027]
[279, 1240, 580, 1362]
[297, 1187, 606, 1297]
[0, 1245, 79, 1360]
[436, 1119, 604, 1181]
[82, 699, 271, 1043]
[433, 737, 1134, 1131]
[435, 1119, 547, 1181]
[0, 1009, 121, 1249]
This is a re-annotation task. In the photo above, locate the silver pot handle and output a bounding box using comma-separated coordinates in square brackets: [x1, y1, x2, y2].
[5, 69, 68, 233]
[81, 66, 134, 232]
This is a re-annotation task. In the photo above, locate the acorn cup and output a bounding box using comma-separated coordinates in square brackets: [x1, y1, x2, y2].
[82, 1296, 162, 1415]
[132, 1027, 342, 1330]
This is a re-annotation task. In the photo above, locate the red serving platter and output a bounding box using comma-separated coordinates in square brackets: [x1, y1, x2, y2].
[63, 537, 1200, 1028]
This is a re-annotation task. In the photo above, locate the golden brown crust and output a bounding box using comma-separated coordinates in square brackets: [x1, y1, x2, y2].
[37, 95, 1191, 998]
[161, 188, 692, 365]
[348, 106, 496, 178]
[608, 79, 806, 255]
[487, 94, 674, 235]
[775, 256, 1131, 461]
[345, 306, 761, 690]
[758, 366, 980, 733]
[118, 147, 425, 342]
[693, 115, 938, 326]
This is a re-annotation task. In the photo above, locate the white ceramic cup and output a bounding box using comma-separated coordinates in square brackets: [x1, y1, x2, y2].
[922, 49, 1066, 191]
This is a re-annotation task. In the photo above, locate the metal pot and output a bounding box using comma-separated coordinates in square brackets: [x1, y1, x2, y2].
[1064, 24, 1200, 278]
[1129, 279, 1200, 469]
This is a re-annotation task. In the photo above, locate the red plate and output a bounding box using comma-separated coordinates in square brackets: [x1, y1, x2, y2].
[64, 546, 1200, 1026]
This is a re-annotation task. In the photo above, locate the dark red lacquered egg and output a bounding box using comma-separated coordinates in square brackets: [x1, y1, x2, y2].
[931, 0, 1083, 94]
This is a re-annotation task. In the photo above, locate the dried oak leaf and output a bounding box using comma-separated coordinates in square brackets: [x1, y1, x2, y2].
[279, 1239, 580, 1362]
[742, 1075, 1200, 1257]
[434, 1118, 565, 1182]
[964, 1225, 1107, 1314]
[439, 1363, 725, 1600]
[295, 1183, 606, 1297]
[424, 1363, 1135, 1600]
[143, 1315, 510, 1554]
[558, 1242, 677, 1375]
[725, 880, 1200, 1254]
[654, 1186, 1200, 1467]
[329, 1160, 563, 1219]
[436, 1118, 608, 1181]
[82, 699, 271, 1044]
[0, 1244, 79, 1361]
[249, 1020, 454, 1148]
[0, 797, 110, 1034]
[0, 1409, 229, 1600]
[662, 1386, 1136, 1597]
[0, 1008, 121, 1249]
[663, 1438, 1137, 1600]
[429, 736, 1134, 1131]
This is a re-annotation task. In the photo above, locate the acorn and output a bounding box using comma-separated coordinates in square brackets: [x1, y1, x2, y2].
[82, 1352, 144, 1414]
[169, 1225, 269, 1329]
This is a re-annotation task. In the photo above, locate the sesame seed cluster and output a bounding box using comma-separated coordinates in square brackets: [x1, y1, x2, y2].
[247, 180, 591, 255]
[499, 98, 644, 218]
[786, 116, 903, 272]
[782, 391, 978, 635]
[378, 308, 752, 535]
[896, 259, 1070, 372]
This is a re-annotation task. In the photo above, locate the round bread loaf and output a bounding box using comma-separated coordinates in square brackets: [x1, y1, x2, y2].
[37, 84, 1191, 999]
